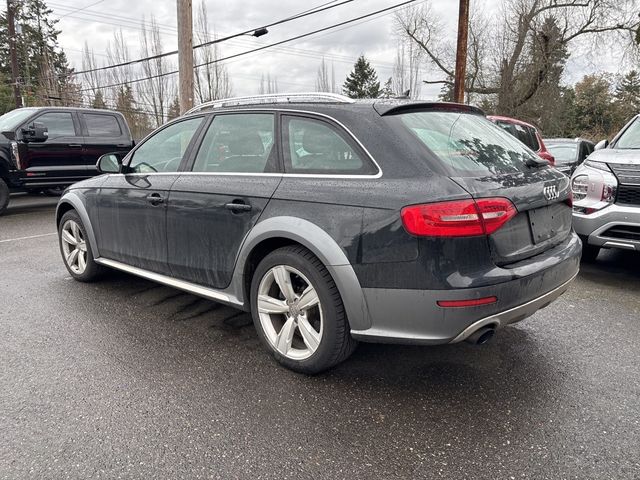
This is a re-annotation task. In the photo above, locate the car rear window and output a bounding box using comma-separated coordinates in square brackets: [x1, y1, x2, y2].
[546, 144, 577, 165]
[395, 111, 539, 176]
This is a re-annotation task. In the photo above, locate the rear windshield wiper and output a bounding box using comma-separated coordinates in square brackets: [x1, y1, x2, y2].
[526, 157, 550, 168]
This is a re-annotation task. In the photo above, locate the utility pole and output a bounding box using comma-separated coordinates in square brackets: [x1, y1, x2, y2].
[7, 0, 23, 108]
[177, 0, 194, 114]
[453, 0, 469, 104]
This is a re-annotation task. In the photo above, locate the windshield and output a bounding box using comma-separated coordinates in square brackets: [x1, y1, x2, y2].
[395, 111, 539, 176]
[615, 117, 640, 149]
[546, 143, 577, 164]
[0, 108, 37, 132]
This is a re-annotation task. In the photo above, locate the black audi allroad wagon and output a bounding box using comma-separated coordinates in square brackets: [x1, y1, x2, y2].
[56, 93, 580, 373]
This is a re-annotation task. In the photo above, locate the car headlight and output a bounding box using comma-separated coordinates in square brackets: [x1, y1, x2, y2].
[571, 164, 617, 214]
[571, 175, 588, 201]
[584, 160, 611, 172]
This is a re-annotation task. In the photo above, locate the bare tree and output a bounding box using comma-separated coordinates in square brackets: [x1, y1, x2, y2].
[397, 0, 640, 113]
[81, 41, 104, 104]
[259, 73, 278, 94]
[193, 1, 232, 103]
[138, 16, 175, 127]
[316, 57, 331, 92]
[392, 40, 422, 99]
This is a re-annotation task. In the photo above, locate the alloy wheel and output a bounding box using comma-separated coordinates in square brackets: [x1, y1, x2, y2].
[61, 219, 88, 275]
[257, 265, 323, 360]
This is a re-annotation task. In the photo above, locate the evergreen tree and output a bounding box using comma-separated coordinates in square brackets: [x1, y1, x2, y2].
[0, 0, 73, 106]
[572, 74, 618, 140]
[91, 90, 106, 109]
[614, 70, 640, 124]
[115, 85, 151, 141]
[438, 75, 455, 102]
[167, 95, 181, 121]
[343, 55, 380, 99]
[379, 78, 395, 98]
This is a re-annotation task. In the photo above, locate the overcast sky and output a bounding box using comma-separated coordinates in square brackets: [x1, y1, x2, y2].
[42, 0, 631, 100]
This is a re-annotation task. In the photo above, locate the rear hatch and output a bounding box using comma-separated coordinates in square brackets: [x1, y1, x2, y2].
[385, 106, 572, 265]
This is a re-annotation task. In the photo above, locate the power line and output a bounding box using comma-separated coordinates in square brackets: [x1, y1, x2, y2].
[78, 0, 418, 93]
[64, 0, 356, 77]
[58, 0, 106, 19]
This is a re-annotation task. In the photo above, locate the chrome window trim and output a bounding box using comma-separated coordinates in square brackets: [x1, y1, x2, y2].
[119, 108, 382, 180]
[115, 109, 382, 179]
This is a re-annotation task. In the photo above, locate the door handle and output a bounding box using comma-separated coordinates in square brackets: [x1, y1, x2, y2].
[147, 193, 164, 206]
[68, 143, 82, 148]
[224, 201, 252, 212]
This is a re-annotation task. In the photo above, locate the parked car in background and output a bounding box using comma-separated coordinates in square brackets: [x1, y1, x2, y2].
[545, 138, 594, 176]
[56, 94, 580, 374]
[488, 115, 555, 164]
[571, 115, 640, 261]
[0, 107, 134, 215]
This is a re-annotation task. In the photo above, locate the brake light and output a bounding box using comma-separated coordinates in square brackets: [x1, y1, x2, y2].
[401, 198, 517, 237]
[437, 296, 497, 308]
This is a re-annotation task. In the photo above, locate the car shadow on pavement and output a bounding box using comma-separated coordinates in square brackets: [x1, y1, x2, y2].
[578, 248, 640, 287]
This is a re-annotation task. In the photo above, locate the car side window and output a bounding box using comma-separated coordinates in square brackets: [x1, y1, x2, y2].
[128, 117, 203, 173]
[34, 112, 76, 139]
[527, 127, 540, 151]
[84, 114, 122, 137]
[192, 113, 276, 173]
[282, 116, 375, 175]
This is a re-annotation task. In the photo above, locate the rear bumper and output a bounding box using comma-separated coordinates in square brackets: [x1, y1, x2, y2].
[350, 231, 581, 345]
[573, 204, 640, 251]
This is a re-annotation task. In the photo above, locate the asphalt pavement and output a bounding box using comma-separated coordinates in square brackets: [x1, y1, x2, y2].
[1, 194, 639, 479]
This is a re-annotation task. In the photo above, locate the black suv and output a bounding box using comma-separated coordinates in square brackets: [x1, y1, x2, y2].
[56, 94, 581, 373]
[0, 107, 133, 214]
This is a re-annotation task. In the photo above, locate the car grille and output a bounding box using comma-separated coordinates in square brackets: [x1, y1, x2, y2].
[609, 163, 640, 185]
[609, 164, 640, 206]
[616, 185, 640, 206]
[602, 225, 640, 242]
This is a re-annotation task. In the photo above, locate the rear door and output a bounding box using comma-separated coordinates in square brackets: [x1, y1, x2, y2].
[166, 112, 281, 288]
[95, 116, 205, 274]
[395, 110, 572, 265]
[20, 110, 85, 184]
[80, 112, 132, 173]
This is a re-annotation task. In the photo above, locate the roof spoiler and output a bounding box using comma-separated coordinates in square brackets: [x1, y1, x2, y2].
[374, 101, 485, 117]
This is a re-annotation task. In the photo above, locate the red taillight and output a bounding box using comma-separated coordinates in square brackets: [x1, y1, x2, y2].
[437, 296, 497, 308]
[401, 198, 517, 237]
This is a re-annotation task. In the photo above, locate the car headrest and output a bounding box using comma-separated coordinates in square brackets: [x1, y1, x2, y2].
[228, 132, 264, 156]
[302, 127, 336, 155]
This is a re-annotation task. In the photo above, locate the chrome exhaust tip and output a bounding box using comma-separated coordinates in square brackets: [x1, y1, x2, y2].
[465, 326, 495, 345]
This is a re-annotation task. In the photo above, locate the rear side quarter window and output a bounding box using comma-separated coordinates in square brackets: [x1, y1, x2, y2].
[84, 114, 122, 137]
[281, 115, 377, 175]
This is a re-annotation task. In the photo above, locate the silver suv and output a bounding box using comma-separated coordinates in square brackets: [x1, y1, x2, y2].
[571, 116, 640, 260]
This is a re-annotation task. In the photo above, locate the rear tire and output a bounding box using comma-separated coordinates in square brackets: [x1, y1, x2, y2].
[0, 178, 9, 215]
[580, 238, 600, 262]
[250, 246, 357, 374]
[58, 210, 105, 282]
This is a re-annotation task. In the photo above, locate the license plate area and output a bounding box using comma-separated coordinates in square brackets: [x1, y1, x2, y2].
[528, 204, 569, 244]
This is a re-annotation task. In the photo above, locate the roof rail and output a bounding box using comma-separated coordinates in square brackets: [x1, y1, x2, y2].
[185, 92, 354, 115]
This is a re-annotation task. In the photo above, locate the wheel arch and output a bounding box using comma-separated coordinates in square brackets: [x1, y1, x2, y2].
[233, 216, 371, 331]
[55, 192, 100, 258]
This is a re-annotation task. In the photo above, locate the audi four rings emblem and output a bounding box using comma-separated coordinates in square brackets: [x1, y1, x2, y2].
[543, 185, 559, 201]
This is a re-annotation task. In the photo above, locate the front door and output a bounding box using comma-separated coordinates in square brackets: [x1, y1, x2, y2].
[20, 110, 85, 185]
[166, 112, 281, 288]
[95, 116, 205, 274]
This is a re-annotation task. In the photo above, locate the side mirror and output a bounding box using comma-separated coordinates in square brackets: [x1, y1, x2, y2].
[21, 122, 48, 142]
[594, 139, 609, 151]
[96, 153, 122, 173]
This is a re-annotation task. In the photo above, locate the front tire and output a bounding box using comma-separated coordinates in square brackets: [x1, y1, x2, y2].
[0, 178, 9, 215]
[250, 246, 357, 374]
[58, 210, 104, 282]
